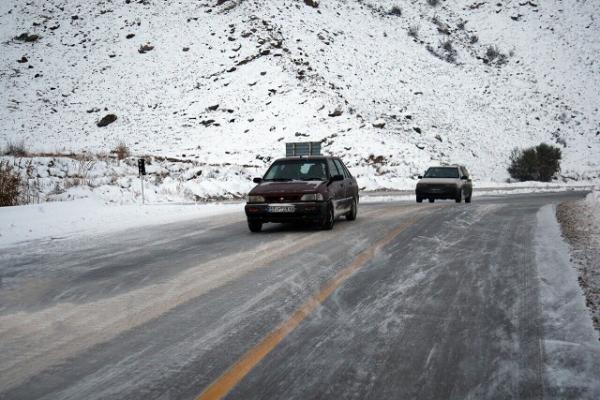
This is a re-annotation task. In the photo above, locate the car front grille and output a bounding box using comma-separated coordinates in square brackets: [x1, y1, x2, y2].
[429, 184, 454, 190]
[265, 195, 302, 203]
[421, 184, 456, 192]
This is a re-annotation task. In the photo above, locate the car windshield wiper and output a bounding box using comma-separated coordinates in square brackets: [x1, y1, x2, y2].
[266, 178, 293, 181]
[299, 177, 326, 181]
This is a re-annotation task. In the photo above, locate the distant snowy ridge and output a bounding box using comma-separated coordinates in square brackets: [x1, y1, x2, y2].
[1, 0, 599, 201]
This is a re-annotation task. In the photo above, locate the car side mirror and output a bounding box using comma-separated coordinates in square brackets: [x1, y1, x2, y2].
[417, 175, 423, 179]
[330, 174, 344, 182]
[460, 176, 468, 180]
[253, 177, 263, 184]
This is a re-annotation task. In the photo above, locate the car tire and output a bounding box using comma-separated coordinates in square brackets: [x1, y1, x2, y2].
[455, 190, 462, 203]
[322, 202, 335, 230]
[416, 196, 423, 203]
[248, 220, 262, 232]
[428, 198, 435, 203]
[465, 195, 472, 203]
[346, 198, 357, 221]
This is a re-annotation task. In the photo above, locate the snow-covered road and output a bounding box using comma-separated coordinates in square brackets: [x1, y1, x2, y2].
[0, 192, 598, 399]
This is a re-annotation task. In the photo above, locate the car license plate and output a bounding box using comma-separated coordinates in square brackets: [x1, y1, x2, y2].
[268, 205, 295, 213]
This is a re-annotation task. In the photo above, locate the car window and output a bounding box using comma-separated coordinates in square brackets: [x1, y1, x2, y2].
[327, 159, 341, 177]
[333, 160, 348, 179]
[339, 161, 352, 178]
[424, 167, 460, 179]
[264, 160, 328, 181]
[462, 167, 470, 178]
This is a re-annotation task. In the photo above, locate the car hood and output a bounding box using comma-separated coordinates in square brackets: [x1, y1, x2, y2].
[250, 180, 326, 195]
[417, 178, 460, 185]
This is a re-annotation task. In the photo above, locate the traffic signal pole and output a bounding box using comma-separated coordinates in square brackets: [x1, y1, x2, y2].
[140, 174, 145, 205]
[138, 158, 146, 205]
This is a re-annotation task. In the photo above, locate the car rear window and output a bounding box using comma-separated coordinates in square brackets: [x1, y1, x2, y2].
[264, 160, 328, 181]
[424, 167, 460, 179]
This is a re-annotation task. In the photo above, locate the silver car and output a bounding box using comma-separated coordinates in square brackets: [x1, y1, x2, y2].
[416, 165, 473, 203]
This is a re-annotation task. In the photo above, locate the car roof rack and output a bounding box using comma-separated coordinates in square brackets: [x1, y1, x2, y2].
[286, 141, 321, 157]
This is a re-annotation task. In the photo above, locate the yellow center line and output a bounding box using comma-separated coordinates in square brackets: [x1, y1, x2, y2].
[196, 217, 421, 400]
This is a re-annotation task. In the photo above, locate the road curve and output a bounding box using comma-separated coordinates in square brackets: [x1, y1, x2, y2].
[0, 191, 598, 400]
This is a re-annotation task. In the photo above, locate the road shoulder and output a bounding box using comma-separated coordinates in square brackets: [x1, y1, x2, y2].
[535, 204, 600, 399]
[556, 192, 600, 332]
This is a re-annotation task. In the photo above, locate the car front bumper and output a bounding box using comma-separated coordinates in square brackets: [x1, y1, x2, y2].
[245, 202, 327, 223]
[416, 186, 460, 199]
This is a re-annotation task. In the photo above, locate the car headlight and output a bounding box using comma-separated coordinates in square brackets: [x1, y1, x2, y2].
[247, 195, 265, 203]
[300, 193, 324, 201]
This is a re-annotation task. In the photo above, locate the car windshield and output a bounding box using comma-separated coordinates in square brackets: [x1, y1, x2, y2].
[424, 167, 460, 179]
[264, 160, 328, 181]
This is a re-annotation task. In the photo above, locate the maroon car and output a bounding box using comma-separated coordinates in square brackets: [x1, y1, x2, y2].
[245, 156, 359, 232]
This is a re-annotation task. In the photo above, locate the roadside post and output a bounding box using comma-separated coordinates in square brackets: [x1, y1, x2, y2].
[138, 158, 146, 205]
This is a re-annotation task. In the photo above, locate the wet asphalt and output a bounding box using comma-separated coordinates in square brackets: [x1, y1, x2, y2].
[0, 191, 589, 400]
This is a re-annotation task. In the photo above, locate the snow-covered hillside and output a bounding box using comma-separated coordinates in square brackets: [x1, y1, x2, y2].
[1, 0, 599, 197]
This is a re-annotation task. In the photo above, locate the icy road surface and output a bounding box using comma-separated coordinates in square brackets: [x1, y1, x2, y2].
[0, 192, 598, 399]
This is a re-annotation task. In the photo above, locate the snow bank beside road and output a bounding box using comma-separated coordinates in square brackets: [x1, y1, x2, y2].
[360, 184, 594, 203]
[584, 190, 600, 222]
[2, 187, 593, 248]
[0, 198, 242, 249]
[535, 205, 600, 398]
[556, 189, 600, 333]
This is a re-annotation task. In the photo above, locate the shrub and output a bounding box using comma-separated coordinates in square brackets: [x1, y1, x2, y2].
[508, 143, 562, 182]
[70, 157, 96, 187]
[4, 140, 28, 157]
[483, 45, 509, 66]
[389, 6, 402, 16]
[114, 142, 130, 160]
[496, 53, 508, 65]
[17, 159, 41, 204]
[0, 161, 22, 206]
[427, 0, 440, 6]
[536, 142, 562, 181]
[439, 40, 456, 63]
[485, 45, 500, 61]
[441, 40, 453, 52]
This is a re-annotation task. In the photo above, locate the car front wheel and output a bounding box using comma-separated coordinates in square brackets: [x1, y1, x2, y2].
[322, 202, 335, 230]
[346, 198, 357, 221]
[455, 190, 463, 203]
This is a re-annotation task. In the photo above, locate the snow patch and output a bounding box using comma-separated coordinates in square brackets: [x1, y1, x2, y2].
[535, 205, 600, 398]
[0, 198, 242, 249]
[584, 189, 600, 227]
